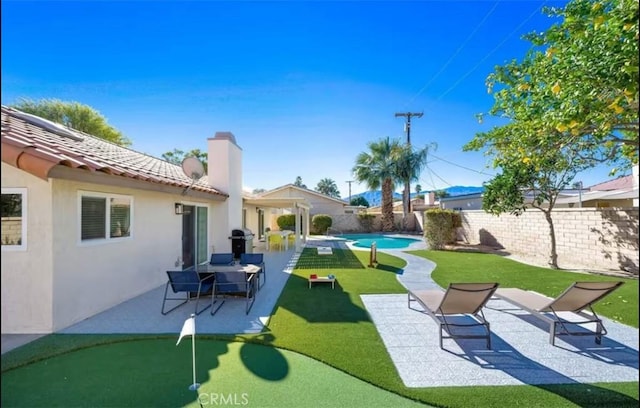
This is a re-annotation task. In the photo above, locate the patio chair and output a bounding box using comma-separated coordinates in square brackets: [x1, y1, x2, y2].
[210, 252, 235, 265]
[239, 253, 266, 289]
[268, 233, 284, 251]
[495, 281, 625, 345]
[210, 270, 256, 315]
[161, 270, 215, 315]
[408, 282, 499, 349]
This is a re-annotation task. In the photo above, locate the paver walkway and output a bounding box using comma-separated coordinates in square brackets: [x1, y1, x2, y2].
[361, 249, 639, 388]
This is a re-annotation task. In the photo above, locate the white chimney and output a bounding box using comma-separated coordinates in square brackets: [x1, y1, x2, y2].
[208, 132, 243, 252]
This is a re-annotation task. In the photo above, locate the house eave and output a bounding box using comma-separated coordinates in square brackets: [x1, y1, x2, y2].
[48, 165, 227, 201]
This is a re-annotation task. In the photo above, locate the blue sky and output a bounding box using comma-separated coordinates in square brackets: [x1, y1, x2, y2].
[1, 0, 627, 197]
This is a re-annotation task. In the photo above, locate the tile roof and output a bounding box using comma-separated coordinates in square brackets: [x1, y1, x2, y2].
[589, 174, 634, 191]
[1, 106, 227, 198]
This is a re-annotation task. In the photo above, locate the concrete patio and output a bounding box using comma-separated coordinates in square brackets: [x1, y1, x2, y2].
[2, 236, 638, 390]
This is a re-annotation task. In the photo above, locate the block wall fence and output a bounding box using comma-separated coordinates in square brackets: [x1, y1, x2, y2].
[327, 213, 417, 234]
[457, 208, 638, 275]
[319, 208, 638, 275]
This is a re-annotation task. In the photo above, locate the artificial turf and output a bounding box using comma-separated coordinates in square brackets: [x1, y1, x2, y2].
[2, 247, 638, 407]
[1, 339, 425, 407]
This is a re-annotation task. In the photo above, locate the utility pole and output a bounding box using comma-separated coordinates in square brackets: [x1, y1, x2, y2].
[346, 180, 353, 203]
[395, 112, 423, 226]
[394, 112, 423, 145]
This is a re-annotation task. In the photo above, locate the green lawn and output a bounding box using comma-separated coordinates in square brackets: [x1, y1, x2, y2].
[408, 249, 639, 328]
[266, 248, 639, 407]
[2, 248, 638, 407]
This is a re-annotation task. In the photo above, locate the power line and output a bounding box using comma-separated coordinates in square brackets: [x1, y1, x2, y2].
[429, 153, 495, 177]
[403, 1, 500, 109]
[403, 1, 548, 111]
[429, 1, 548, 105]
[422, 164, 454, 188]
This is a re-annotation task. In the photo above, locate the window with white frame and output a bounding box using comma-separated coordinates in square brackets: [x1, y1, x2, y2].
[79, 192, 132, 242]
[1, 188, 27, 250]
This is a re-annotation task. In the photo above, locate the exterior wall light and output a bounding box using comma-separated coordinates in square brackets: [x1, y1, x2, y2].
[175, 203, 184, 215]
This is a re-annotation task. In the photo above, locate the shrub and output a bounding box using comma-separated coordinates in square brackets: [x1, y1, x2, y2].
[312, 214, 333, 234]
[424, 209, 461, 249]
[276, 214, 296, 230]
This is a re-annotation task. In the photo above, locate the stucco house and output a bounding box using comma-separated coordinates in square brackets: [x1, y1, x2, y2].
[439, 192, 484, 211]
[440, 171, 639, 211]
[253, 184, 359, 233]
[0, 106, 308, 335]
[554, 173, 638, 208]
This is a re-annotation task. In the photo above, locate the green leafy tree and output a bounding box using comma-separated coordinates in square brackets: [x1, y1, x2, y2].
[11, 98, 131, 146]
[315, 178, 341, 198]
[293, 176, 307, 189]
[465, 0, 639, 269]
[480, 153, 579, 269]
[434, 189, 450, 199]
[252, 188, 266, 194]
[350, 196, 370, 207]
[353, 137, 404, 231]
[415, 184, 422, 195]
[162, 148, 208, 173]
[470, 0, 638, 175]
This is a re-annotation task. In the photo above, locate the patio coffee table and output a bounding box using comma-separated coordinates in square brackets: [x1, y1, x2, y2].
[308, 276, 335, 289]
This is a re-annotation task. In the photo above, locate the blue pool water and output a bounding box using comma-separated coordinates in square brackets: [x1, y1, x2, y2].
[338, 234, 421, 249]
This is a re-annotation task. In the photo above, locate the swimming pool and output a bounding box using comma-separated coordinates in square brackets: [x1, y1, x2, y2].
[338, 234, 422, 249]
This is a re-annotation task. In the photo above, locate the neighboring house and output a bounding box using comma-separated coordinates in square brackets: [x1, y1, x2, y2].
[590, 173, 635, 191]
[0, 106, 262, 334]
[440, 170, 639, 211]
[241, 190, 312, 243]
[440, 190, 589, 211]
[253, 184, 357, 233]
[555, 173, 638, 208]
[440, 193, 484, 211]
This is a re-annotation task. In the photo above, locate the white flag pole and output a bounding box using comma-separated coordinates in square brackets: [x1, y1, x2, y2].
[188, 313, 200, 391]
[177, 313, 200, 391]
[189, 313, 200, 391]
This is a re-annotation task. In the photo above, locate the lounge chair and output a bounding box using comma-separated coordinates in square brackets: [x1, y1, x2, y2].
[495, 281, 625, 345]
[161, 270, 215, 315]
[408, 282, 499, 349]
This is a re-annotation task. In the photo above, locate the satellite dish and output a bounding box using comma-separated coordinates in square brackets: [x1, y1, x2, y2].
[180, 157, 205, 196]
[181, 156, 205, 180]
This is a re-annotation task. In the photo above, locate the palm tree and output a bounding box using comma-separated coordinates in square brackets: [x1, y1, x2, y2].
[315, 178, 341, 198]
[352, 137, 402, 231]
[395, 144, 430, 228]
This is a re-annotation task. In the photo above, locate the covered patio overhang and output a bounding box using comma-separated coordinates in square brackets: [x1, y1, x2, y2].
[244, 197, 312, 252]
